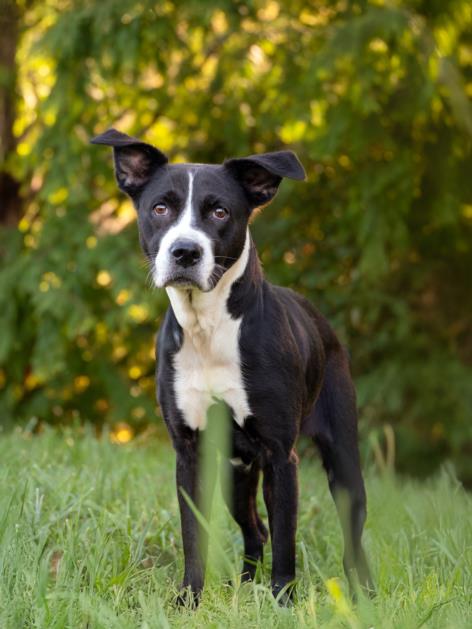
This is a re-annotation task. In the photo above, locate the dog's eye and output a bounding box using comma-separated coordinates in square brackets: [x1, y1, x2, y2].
[212, 207, 229, 220]
[153, 204, 168, 216]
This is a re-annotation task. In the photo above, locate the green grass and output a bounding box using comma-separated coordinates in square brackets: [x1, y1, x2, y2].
[0, 427, 470, 628]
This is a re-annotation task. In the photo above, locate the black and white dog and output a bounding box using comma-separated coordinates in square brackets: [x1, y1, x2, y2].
[92, 128, 373, 603]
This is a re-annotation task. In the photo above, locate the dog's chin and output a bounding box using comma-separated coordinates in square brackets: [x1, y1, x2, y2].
[155, 267, 222, 293]
[162, 276, 205, 291]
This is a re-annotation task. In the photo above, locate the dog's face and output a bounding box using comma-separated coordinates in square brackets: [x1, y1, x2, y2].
[91, 129, 305, 291]
[137, 164, 252, 291]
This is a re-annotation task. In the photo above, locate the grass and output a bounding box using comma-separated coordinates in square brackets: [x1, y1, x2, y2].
[0, 426, 470, 628]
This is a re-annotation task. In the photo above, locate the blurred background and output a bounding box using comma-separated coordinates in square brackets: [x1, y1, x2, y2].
[0, 0, 471, 482]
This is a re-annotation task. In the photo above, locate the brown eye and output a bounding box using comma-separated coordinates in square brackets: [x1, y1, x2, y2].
[153, 203, 168, 216]
[212, 207, 229, 220]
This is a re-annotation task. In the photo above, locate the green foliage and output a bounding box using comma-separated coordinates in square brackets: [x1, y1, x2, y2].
[1, 0, 471, 479]
[0, 428, 471, 627]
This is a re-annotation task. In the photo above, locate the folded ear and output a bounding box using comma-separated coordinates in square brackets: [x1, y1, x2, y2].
[224, 150, 306, 209]
[90, 128, 168, 198]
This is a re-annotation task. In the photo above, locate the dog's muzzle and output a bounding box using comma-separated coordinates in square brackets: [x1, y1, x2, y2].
[159, 238, 207, 289]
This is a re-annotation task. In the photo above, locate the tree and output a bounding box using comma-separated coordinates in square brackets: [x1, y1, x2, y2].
[0, 0, 471, 481]
[0, 0, 21, 225]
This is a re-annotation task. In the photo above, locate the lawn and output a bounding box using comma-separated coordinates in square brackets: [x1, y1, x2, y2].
[0, 427, 470, 628]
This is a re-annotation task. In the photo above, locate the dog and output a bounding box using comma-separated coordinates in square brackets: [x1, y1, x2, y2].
[91, 128, 373, 604]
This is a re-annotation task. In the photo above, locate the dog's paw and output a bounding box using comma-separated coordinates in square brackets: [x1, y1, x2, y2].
[353, 579, 376, 601]
[240, 566, 259, 584]
[272, 579, 296, 606]
[225, 561, 259, 587]
[175, 585, 201, 609]
[359, 569, 376, 599]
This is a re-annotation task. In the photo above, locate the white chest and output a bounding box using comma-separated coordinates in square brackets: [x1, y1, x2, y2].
[173, 312, 250, 430]
[166, 229, 252, 431]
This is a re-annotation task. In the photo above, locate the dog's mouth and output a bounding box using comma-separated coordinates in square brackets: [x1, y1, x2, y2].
[163, 267, 227, 293]
[164, 275, 203, 290]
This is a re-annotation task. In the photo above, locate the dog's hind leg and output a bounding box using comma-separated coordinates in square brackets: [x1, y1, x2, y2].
[221, 460, 268, 581]
[311, 349, 374, 595]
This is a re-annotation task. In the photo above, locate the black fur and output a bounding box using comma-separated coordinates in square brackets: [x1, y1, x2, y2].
[92, 129, 373, 605]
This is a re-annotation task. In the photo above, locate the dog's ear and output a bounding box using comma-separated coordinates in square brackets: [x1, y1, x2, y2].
[224, 150, 306, 209]
[90, 128, 168, 198]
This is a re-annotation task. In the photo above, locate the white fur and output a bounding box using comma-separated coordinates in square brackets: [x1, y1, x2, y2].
[230, 457, 252, 471]
[153, 170, 214, 289]
[168, 231, 251, 430]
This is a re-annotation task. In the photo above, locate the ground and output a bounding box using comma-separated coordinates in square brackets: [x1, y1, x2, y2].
[0, 426, 470, 628]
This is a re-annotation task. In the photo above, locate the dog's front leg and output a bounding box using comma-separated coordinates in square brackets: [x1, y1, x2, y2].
[263, 450, 299, 603]
[175, 440, 214, 606]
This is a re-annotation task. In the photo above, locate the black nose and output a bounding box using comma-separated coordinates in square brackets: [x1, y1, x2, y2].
[170, 239, 203, 268]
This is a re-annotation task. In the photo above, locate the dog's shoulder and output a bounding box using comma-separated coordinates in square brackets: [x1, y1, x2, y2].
[268, 284, 341, 355]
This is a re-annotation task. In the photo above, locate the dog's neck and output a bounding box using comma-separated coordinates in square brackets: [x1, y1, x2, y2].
[166, 229, 254, 338]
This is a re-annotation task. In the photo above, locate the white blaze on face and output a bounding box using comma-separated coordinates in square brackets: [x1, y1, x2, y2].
[153, 170, 214, 289]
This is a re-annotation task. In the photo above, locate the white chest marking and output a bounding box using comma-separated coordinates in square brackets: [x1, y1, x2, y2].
[167, 232, 251, 430]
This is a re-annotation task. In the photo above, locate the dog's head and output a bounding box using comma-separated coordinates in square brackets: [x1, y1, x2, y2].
[91, 128, 305, 291]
